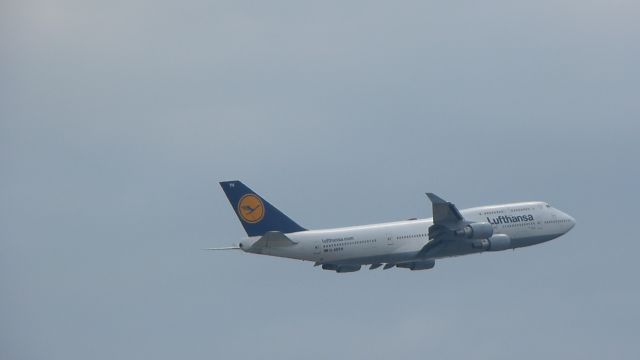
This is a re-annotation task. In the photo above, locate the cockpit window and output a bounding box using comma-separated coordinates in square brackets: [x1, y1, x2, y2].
[545, 204, 551, 208]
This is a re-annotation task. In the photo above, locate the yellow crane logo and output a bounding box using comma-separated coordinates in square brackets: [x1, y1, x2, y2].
[237, 194, 265, 223]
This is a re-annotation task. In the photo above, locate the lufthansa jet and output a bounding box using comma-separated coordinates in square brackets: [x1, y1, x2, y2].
[210, 181, 575, 273]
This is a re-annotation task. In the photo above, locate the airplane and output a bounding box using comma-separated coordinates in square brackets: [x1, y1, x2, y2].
[210, 180, 576, 273]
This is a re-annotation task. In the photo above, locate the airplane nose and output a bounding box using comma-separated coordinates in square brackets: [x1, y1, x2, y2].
[563, 212, 576, 232]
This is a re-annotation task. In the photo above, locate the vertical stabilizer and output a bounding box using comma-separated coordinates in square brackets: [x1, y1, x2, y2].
[219, 181, 306, 237]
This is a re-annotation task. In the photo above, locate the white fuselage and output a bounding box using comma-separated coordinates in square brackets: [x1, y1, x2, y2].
[239, 201, 575, 265]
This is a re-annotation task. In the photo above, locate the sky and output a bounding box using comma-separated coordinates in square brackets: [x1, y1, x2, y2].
[2, 0, 639, 359]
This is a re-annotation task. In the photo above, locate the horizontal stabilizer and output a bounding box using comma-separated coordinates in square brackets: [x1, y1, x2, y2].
[204, 246, 241, 250]
[250, 231, 297, 250]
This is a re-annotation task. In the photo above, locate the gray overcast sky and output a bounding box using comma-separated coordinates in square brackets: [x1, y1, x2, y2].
[2, 1, 639, 359]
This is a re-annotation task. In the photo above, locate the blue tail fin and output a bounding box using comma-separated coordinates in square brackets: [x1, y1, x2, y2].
[219, 181, 306, 237]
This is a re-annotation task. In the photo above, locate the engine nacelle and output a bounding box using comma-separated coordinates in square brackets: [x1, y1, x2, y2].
[336, 264, 361, 273]
[396, 259, 436, 270]
[322, 264, 361, 273]
[456, 222, 494, 239]
[472, 234, 511, 251]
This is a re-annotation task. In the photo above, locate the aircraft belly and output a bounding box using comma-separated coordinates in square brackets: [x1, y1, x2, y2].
[266, 233, 560, 264]
[331, 251, 421, 266]
[510, 234, 559, 248]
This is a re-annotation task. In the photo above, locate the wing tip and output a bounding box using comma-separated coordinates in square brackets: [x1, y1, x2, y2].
[426, 192, 446, 204]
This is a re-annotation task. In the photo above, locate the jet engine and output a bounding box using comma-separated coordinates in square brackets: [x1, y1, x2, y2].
[322, 264, 361, 273]
[455, 222, 494, 239]
[396, 259, 436, 270]
[471, 234, 511, 251]
[336, 264, 361, 273]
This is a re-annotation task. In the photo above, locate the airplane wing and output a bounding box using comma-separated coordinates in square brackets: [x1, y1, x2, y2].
[420, 193, 495, 257]
[426, 193, 464, 226]
[419, 193, 467, 256]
